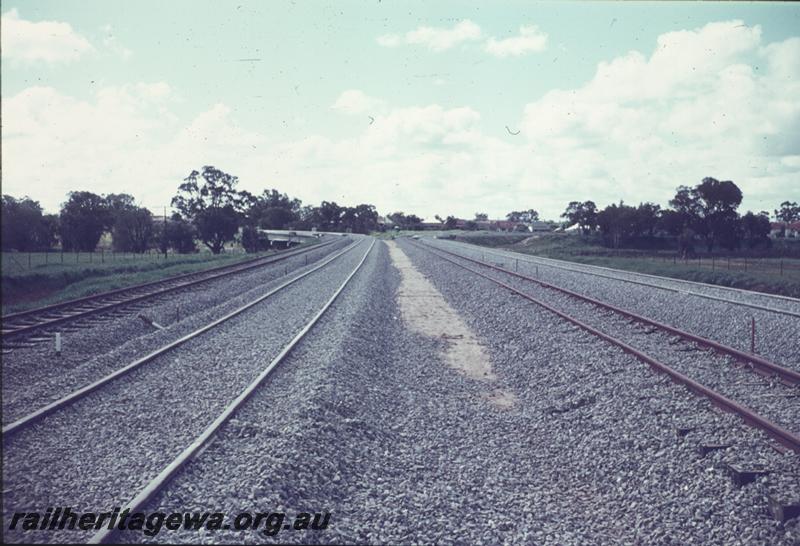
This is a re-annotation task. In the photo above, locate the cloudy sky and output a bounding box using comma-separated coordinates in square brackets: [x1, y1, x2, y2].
[2, 1, 799, 220]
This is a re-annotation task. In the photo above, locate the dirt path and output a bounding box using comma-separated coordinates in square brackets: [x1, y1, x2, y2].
[387, 241, 516, 408]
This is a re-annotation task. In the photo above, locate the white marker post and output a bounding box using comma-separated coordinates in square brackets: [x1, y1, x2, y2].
[55, 332, 62, 356]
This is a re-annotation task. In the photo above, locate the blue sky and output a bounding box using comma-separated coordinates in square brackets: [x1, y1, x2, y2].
[3, 1, 799, 220]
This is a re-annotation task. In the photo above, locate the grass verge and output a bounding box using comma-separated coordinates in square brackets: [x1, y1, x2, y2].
[452, 233, 800, 299]
[1, 245, 315, 315]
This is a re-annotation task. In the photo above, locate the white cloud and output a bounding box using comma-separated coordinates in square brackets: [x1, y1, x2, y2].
[378, 20, 482, 52]
[2, 83, 183, 209]
[376, 34, 402, 48]
[485, 25, 548, 57]
[517, 20, 799, 215]
[101, 23, 132, 60]
[2, 21, 798, 222]
[332, 90, 385, 115]
[1, 8, 94, 63]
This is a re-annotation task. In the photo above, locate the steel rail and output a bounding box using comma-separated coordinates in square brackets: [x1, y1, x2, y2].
[438, 239, 800, 318]
[2, 243, 330, 322]
[2, 239, 362, 437]
[88, 238, 375, 544]
[425, 241, 800, 385]
[1, 239, 338, 339]
[413, 241, 800, 454]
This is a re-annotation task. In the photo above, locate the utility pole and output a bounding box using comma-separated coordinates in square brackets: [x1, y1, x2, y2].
[163, 206, 168, 259]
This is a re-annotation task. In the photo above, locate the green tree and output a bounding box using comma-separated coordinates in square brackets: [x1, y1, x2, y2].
[387, 211, 423, 230]
[775, 201, 799, 224]
[597, 202, 638, 248]
[669, 178, 743, 252]
[506, 209, 539, 223]
[59, 191, 111, 251]
[474, 212, 488, 221]
[444, 216, 458, 229]
[633, 202, 661, 237]
[561, 201, 597, 235]
[340, 204, 379, 234]
[112, 207, 154, 253]
[105, 194, 154, 253]
[1, 195, 54, 251]
[243, 189, 302, 229]
[240, 225, 270, 253]
[740, 211, 771, 249]
[172, 166, 246, 254]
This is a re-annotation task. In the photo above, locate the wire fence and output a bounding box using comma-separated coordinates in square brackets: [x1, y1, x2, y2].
[1, 248, 249, 275]
[558, 250, 800, 277]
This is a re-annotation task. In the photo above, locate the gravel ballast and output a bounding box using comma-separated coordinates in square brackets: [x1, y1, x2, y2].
[108, 239, 799, 544]
[2, 239, 370, 544]
[4, 237, 797, 544]
[1, 238, 352, 424]
[430, 239, 800, 368]
[421, 244, 800, 437]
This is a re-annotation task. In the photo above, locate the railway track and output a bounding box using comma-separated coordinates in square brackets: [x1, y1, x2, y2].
[435, 239, 800, 318]
[2, 238, 374, 544]
[0, 239, 337, 346]
[412, 240, 800, 454]
[2, 239, 363, 435]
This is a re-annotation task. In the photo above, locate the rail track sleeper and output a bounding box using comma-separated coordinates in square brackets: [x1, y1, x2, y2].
[413, 241, 800, 454]
[1, 240, 340, 342]
[426, 241, 800, 385]
[87, 239, 375, 544]
[2, 240, 362, 437]
[441, 240, 800, 317]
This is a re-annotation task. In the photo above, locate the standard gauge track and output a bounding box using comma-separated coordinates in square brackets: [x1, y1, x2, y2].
[411, 240, 800, 454]
[1, 239, 338, 344]
[423, 241, 799, 385]
[435, 239, 800, 319]
[2, 239, 362, 436]
[86, 239, 375, 543]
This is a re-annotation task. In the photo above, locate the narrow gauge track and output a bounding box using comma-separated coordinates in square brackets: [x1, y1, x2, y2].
[2, 239, 373, 545]
[0, 239, 337, 344]
[87, 240, 374, 544]
[435, 239, 800, 318]
[411, 240, 800, 454]
[2, 239, 362, 436]
[424, 241, 799, 384]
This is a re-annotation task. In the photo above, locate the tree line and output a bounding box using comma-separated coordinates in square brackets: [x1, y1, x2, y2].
[4, 170, 796, 256]
[561, 178, 799, 254]
[1, 166, 380, 254]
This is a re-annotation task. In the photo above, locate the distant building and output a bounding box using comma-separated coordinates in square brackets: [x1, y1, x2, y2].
[441, 218, 553, 232]
[419, 222, 445, 230]
[770, 221, 800, 238]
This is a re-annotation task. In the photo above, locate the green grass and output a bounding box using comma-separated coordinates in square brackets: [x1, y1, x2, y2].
[1, 248, 287, 315]
[451, 232, 800, 299]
